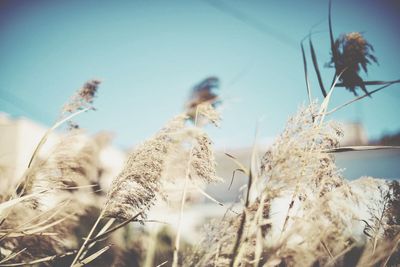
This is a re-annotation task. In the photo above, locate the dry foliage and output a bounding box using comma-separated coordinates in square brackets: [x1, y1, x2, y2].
[186, 104, 400, 267]
[0, 82, 399, 266]
[1, 5, 399, 265]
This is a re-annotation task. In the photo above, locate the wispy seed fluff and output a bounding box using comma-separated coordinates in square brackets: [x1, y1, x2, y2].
[187, 102, 221, 184]
[60, 79, 101, 129]
[190, 130, 220, 183]
[195, 102, 221, 127]
[104, 113, 220, 221]
[260, 103, 344, 195]
[104, 115, 187, 220]
[188, 103, 350, 267]
[23, 130, 104, 210]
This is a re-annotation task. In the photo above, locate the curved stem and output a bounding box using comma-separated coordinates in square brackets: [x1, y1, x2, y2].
[326, 81, 398, 115]
[172, 107, 200, 267]
[70, 208, 105, 266]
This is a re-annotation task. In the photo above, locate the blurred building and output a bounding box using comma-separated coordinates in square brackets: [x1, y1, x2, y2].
[0, 113, 61, 183]
[340, 121, 368, 146]
[0, 113, 126, 191]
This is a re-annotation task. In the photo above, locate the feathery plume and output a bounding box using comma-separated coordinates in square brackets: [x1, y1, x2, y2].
[189, 103, 354, 266]
[260, 103, 344, 194]
[22, 130, 103, 210]
[62, 80, 101, 115]
[104, 113, 221, 221]
[190, 129, 221, 183]
[104, 115, 187, 221]
[61, 79, 101, 129]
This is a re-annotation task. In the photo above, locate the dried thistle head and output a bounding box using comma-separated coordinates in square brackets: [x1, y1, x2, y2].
[329, 32, 377, 95]
[62, 79, 101, 115]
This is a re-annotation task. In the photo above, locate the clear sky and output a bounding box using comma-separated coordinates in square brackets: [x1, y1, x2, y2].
[0, 0, 399, 149]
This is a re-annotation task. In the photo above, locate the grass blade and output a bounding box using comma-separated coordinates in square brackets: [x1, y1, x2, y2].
[309, 37, 327, 97]
[229, 168, 245, 190]
[326, 80, 399, 115]
[13, 108, 91, 199]
[86, 211, 143, 245]
[328, 0, 337, 69]
[336, 79, 400, 87]
[224, 153, 250, 177]
[0, 249, 27, 264]
[301, 40, 312, 103]
[70, 209, 105, 266]
[381, 233, 400, 267]
[0, 251, 76, 267]
[328, 0, 340, 89]
[27, 108, 91, 168]
[155, 261, 168, 267]
[23, 215, 73, 235]
[316, 69, 344, 125]
[72, 245, 111, 267]
[0, 232, 57, 238]
[80, 218, 115, 259]
[0, 190, 46, 214]
[324, 146, 400, 153]
[195, 185, 223, 206]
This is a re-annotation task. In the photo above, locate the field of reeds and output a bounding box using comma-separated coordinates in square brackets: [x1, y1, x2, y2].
[1, 1, 399, 267]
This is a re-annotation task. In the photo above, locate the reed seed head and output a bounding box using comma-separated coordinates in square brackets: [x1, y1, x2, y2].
[104, 115, 187, 221]
[62, 79, 101, 115]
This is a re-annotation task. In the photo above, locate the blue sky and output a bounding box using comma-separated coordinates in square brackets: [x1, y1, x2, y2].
[0, 0, 399, 149]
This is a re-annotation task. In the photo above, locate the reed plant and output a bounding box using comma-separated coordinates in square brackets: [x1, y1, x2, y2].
[0, 1, 399, 266]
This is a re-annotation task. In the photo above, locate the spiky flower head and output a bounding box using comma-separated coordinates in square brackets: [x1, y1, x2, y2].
[329, 32, 377, 95]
